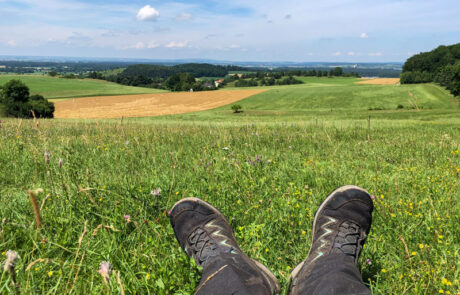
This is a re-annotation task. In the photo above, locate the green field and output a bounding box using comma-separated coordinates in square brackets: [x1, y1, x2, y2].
[0, 77, 459, 294]
[0, 74, 166, 100]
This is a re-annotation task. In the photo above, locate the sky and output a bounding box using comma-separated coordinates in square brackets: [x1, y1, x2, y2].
[0, 0, 459, 62]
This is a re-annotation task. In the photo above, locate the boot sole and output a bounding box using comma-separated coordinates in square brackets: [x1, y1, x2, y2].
[288, 185, 369, 288]
[171, 197, 281, 294]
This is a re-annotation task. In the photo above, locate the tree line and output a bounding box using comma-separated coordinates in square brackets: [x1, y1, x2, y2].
[87, 63, 249, 91]
[401, 43, 460, 96]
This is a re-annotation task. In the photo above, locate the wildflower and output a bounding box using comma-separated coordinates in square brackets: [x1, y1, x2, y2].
[167, 210, 172, 215]
[381, 269, 386, 273]
[3, 250, 19, 272]
[151, 188, 161, 197]
[146, 273, 151, 279]
[124, 215, 131, 222]
[411, 251, 416, 256]
[44, 151, 50, 164]
[48, 271, 53, 277]
[125, 140, 130, 145]
[265, 248, 269, 253]
[366, 258, 372, 265]
[222, 147, 229, 151]
[58, 158, 63, 168]
[370, 195, 375, 200]
[98, 261, 111, 284]
[301, 230, 306, 235]
[419, 244, 424, 249]
[439, 289, 444, 294]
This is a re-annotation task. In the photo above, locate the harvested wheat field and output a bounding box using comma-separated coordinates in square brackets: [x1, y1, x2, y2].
[54, 89, 266, 119]
[356, 78, 400, 85]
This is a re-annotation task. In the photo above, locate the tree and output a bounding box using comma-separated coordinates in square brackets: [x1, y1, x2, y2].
[231, 104, 242, 113]
[48, 71, 58, 77]
[0, 79, 54, 118]
[2, 79, 29, 103]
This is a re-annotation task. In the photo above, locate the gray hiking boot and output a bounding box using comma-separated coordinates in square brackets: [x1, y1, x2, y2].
[170, 197, 280, 294]
[289, 185, 374, 294]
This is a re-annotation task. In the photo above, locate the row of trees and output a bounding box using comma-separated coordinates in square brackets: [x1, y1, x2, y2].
[0, 80, 54, 118]
[401, 43, 460, 96]
[234, 76, 303, 87]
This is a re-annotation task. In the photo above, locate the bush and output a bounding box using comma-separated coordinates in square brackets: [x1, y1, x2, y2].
[231, 104, 242, 113]
[0, 79, 54, 118]
[29, 95, 55, 118]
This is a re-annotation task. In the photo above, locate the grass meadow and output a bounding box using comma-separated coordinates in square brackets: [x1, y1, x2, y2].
[0, 77, 459, 294]
[0, 75, 165, 101]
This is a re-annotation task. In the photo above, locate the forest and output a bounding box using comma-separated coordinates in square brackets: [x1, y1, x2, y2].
[401, 43, 460, 96]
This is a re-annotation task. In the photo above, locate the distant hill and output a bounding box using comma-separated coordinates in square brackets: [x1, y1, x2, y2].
[401, 43, 460, 96]
[120, 63, 247, 79]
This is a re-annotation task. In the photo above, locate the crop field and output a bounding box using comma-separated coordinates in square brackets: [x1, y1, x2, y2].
[54, 89, 266, 119]
[0, 77, 459, 294]
[0, 75, 165, 100]
[356, 78, 400, 85]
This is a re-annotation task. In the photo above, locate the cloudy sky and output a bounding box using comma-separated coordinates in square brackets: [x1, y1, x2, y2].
[0, 0, 459, 62]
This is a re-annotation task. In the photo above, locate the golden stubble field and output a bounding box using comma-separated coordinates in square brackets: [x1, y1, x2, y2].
[54, 89, 266, 119]
[355, 78, 400, 85]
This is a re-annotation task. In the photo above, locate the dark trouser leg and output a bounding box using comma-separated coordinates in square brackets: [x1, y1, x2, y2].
[195, 253, 272, 295]
[293, 253, 371, 295]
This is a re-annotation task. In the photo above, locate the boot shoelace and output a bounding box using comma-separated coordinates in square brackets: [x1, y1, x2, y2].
[333, 221, 364, 260]
[187, 228, 217, 265]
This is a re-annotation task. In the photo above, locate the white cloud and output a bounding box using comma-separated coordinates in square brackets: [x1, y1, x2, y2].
[360, 33, 368, 39]
[7, 40, 16, 46]
[229, 44, 241, 49]
[368, 52, 382, 56]
[332, 51, 342, 56]
[165, 41, 189, 48]
[133, 42, 145, 49]
[148, 42, 159, 48]
[347, 51, 355, 56]
[175, 13, 192, 21]
[136, 5, 159, 21]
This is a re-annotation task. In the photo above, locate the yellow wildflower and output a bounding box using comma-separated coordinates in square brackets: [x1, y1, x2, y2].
[48, 271, 53, 277]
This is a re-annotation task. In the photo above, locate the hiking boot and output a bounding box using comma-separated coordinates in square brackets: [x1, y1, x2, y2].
[169, 197, 280, 294]
[289, 185, 373, 294]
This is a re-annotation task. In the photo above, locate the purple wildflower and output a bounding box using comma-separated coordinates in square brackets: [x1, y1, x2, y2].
[44, 151, 50, 164]
[98, 261, 111, 284]
[124, 215, 130, 220]
[366, 258, 372, 265]
[370, 195, 375, 200]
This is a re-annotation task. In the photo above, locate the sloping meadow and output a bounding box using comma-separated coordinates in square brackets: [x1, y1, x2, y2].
[0, 119, 458, 294]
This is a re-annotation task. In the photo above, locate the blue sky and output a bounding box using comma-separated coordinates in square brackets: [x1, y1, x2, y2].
[0, 0, 459, 62]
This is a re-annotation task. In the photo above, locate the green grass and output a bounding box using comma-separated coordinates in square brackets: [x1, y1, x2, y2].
[0, 78, 459, 294]
[0, 74, 166, 100]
